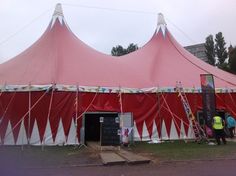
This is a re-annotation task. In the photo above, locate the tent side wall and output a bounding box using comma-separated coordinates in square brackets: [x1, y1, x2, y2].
[0, 91, 236, 145]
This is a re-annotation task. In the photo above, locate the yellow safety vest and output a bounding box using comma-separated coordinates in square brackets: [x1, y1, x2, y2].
[213, 116, 223, 130]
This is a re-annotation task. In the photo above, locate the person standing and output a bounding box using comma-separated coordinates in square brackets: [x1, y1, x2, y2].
[226, 114, 236, 138]
[212, 113, 227, 145]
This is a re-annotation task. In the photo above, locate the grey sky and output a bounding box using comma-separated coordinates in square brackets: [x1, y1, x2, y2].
[0, 0, 236, 63]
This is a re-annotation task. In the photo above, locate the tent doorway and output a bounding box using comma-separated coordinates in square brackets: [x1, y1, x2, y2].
[84, 112, 118, 144]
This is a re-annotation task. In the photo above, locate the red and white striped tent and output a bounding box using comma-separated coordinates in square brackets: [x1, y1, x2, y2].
[0, 4, 236, 145]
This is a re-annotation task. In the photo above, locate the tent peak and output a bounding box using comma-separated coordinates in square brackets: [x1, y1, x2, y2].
[53, 3, 64, 17]
[50, 3, 67, 28]
[157, 13, 166, 26]
[156, 13, 167, 36]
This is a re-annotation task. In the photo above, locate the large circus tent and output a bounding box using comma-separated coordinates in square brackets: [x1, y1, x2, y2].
[0, 4, 236, 145]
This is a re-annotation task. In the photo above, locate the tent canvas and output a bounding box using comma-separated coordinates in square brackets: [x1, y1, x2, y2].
[0, 4, 236, 145]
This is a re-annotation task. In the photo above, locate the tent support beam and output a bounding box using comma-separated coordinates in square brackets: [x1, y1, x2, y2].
[27, 83, 31, 146]
[75, 84, 86, 149]
[42, 84, 55, 151]
[156, 87, 163, 140]
[118, 87, 123, 113]
[161, 93, 188, 141]
[75, 85, 78, 145]
[4, 87, 51, 143]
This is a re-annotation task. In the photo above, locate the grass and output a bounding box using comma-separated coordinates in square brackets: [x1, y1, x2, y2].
[131, 140, 236, 161]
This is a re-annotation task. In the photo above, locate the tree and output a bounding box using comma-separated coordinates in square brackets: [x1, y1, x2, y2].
[126, 43, 138, 54]
[215, 32, 228, 68]
[228, 45, 236, 74]
[204, 35, 215, 66]
[111, 43, 138, 56]
[111, 45, 127, 56]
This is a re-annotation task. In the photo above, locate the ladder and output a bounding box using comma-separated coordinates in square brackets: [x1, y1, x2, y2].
[176, 81, 208, 143]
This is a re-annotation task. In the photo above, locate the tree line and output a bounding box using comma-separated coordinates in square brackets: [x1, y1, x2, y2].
[205, 32, 236, 74]
[111, 43, 138, 56]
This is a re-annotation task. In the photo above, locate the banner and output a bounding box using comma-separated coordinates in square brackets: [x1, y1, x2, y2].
[200, 74, 216, 128]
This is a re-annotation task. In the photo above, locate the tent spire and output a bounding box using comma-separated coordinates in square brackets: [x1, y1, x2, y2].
[156, 13, 167, 36]
[50, 3, 67, 28]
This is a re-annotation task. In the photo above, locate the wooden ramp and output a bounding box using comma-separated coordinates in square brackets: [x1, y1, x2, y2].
[87, 142, 120, 151]
[88, 142, 151, 165]
[118, 150, 151, 164]
[100, 150, 151, 165]
[100, 152, 126, 165]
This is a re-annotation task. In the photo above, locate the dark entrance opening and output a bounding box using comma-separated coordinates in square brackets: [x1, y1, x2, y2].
[84, 112, 118, 144]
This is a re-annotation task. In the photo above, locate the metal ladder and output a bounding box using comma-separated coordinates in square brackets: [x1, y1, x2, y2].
[176, 81, 208, 143]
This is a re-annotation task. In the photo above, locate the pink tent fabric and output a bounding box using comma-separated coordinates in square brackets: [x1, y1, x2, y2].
[0, 8, 236, 89]
[1, 5, 236, 145]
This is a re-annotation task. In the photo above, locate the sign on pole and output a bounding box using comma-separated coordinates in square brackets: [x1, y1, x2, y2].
[200, 74, 216, 129]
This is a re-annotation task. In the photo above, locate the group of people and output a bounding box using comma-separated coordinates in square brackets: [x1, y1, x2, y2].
[212, 112, 236, 145]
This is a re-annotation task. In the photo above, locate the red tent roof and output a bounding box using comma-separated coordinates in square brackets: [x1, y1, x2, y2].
[0, 4, 236, 89]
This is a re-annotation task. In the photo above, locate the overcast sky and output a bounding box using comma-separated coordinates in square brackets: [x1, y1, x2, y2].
[0, 0, 236, 63]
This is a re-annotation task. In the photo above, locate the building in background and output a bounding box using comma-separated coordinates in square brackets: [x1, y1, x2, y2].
[184, 43, 208, 62]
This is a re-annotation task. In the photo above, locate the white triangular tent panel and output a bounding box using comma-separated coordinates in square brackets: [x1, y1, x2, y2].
[43, 118, 54, 145]
[142, 121, 150, 141]
[66, 118, 79, 145]
[16, 120, 28, 145]
[169, 120, 179, 140]
[187, 121, 195, 139]
[30, 119, 41, 145]
[180, 120, 187, 139]
[133, 121, 141, 141]
[54, 118, 66, 145]
[151, 121, 159, 140]
[4, 121, 15, 145]
[160, 120, 168, 140]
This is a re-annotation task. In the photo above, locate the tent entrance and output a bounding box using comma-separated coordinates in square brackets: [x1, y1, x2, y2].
[84, 112, 118, 145]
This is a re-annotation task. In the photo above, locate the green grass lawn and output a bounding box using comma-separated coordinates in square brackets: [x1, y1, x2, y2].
[131, 140, 236, 161]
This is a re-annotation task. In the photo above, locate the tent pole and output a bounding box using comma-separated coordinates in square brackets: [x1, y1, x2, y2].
[28, 83, 31, 146]
[77, 85, 90, 149]
[72, 87, 99, 148]
[161, 93, 188, 141]
[76, 85, 87, 149]
[4, 88, 50, 145]
[154, 89, 168, 141]
[118, 87, 123, 113]
[157, 88, 163, 141]
[75, 84, 85, 148]
[119, 87, 126, 146]
[0, 82, 4, 144]
[42, 84, 55, 151]
[75, 85, 78, 146]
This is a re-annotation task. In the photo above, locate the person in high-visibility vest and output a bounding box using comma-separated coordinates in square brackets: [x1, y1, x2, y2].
[212, 113, 227, 145]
